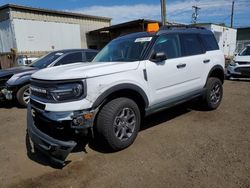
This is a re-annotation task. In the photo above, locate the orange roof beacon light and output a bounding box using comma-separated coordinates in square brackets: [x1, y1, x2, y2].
[147, 23, 160, 32]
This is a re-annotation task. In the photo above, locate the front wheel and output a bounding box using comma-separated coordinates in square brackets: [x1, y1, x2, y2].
[96, 97, 141, 151]
[202, 77, 223, 110]
[16, 84, 30, 107]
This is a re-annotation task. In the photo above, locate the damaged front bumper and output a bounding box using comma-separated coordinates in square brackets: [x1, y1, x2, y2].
[27, 105, 77, 165]
[27, 103, 97, 165]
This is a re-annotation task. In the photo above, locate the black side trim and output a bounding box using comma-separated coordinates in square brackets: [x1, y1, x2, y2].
[92, 83, 149, 108]
[143, 69, 148, 81]
[145, 89, 204, 116]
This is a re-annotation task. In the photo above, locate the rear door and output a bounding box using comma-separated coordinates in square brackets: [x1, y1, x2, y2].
[179, 33, 207, 90]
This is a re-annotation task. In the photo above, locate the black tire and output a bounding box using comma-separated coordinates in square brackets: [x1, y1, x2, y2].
[202, 77, 223, 110]
[16, 84, 30, 107]
[96, 97, 141, 151]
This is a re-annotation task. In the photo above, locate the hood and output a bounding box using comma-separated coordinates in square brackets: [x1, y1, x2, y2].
[32, 61, 140, 80]
[0, 66, 38, 78]
[234, 55, 250, 63]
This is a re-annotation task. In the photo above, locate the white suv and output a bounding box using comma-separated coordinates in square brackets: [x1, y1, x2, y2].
[27, 26, 225, 165]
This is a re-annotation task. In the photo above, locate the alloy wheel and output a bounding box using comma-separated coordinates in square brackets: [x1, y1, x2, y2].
[113, 107, 136, 141]
[210, 83, 221, 104]
[23, 87, 31, 104]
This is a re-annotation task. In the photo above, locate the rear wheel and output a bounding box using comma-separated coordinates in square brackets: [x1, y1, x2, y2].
[202, 77, 223, 110]
[96, 97, 141, 151]
[16, 84, 30, 107]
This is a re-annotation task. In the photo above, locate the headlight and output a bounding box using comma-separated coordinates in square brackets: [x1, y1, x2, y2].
[229, 60, 236, 66]
[49, 83, 84, 101]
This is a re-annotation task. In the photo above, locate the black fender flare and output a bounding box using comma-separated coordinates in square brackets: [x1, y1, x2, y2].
[92, 83, 149, 109]
[205, 65, 225, 86]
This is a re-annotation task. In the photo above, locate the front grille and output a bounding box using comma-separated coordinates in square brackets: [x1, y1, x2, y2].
[31, 89, 51, 100]
[237, 62, 250, 65]
[235, 67, 250, 76]
[30, 78, 86, 103]
[30, 79, 55, 101]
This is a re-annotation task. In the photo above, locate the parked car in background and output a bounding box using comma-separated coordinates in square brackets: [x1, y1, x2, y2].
[16, 55, 38, 66]
[0, 49, 98, 106]
[227, 45, 250, 79]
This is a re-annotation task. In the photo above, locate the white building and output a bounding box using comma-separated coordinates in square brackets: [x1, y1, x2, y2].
[0, 4, 111, 54]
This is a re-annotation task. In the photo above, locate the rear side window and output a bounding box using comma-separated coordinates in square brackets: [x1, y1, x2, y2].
[201, 34, 219, 51]
[180, 34, 204, 56]
[86, 52, 98, 62]
[55, 52, 83, 66]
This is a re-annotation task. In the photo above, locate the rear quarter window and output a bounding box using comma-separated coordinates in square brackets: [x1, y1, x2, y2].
[201, 34, 219, 51]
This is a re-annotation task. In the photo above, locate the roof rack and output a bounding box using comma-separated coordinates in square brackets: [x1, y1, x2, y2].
[159, 25, 205, 31]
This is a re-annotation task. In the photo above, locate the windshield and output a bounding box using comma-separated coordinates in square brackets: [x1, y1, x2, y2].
[93, 36, 152, 62]
[29, 52, 63, 68]
[239, 46, 250, 56]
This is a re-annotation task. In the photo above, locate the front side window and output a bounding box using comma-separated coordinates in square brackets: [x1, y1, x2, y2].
[55, 52, 83, 66]
[93, 36, 151, 62]
[152, 34, 181, 59]
[239, 46, 250, 56]
[181, 34, 204, 56]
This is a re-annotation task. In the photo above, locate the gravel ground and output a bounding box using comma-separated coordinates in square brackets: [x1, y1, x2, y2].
[0, 80, 249, 188]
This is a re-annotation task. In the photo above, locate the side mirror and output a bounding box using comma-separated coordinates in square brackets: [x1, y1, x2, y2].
[150, 52, 167, 62]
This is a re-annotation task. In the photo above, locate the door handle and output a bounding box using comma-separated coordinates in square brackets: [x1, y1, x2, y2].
[176, 64, 186, 69]
[203, 59, 210, 63]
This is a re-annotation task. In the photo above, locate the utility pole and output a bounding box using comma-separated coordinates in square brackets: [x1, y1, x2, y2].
[192, 5, 201, 24]
[230, 1, 235, 28]
[161, 0, 167, 26]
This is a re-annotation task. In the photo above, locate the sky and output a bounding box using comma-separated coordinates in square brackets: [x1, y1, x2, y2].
[0, 0, 249, 28]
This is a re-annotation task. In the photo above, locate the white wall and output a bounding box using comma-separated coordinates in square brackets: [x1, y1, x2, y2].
[0, 20, 16, 53]
[13, 19, 81, 52]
